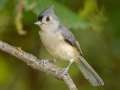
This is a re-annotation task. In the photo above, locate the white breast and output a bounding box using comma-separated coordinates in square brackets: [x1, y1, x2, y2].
[39, 31, 78, 60]
[39, 31, 63, 50]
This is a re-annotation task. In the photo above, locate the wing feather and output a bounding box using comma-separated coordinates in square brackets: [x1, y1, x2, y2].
[58, 25, 83, 55]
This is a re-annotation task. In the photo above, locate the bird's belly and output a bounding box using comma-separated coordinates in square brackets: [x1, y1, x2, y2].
[55, 43, 79, 60]
[40, 32, 78, 61]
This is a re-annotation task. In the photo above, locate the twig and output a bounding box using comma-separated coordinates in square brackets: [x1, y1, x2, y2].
[15, 0, 26, 35]
[0, 41, 77, 90]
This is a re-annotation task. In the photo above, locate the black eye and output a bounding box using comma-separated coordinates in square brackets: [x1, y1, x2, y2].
[46, 16, 50, 22]
[38, 16, 43, 21]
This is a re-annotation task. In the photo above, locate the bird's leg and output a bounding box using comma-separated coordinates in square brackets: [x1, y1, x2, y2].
[62, 59, 74, 74]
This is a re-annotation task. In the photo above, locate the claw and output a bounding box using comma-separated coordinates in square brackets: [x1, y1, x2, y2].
[61, 68, 69, 75]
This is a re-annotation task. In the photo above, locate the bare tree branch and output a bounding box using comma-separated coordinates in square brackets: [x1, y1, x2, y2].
[15, 0, 26, 35]
[0, 41, 77, 90]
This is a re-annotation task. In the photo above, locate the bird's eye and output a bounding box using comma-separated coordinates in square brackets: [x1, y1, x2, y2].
[46, 16, 50, 22]
[38, 16, 43, 21]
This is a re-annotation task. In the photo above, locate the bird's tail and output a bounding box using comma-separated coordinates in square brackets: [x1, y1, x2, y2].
[76, 56, 104, 86]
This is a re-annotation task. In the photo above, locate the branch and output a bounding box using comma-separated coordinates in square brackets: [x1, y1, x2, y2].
[0, 41, 77, 90]
[15, 0, 26, 35]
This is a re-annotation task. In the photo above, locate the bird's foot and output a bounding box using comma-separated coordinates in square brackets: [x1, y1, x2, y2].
[61, 68, 69, 75]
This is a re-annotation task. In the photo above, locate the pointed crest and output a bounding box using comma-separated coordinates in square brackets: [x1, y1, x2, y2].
[40, 5, 55, 16]
[38, 5, 58, 21]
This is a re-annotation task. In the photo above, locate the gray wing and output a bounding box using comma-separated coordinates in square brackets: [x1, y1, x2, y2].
[58, 24, 83, 55]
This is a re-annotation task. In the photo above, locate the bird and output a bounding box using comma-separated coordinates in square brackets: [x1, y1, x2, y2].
[34, 6, 104, 86]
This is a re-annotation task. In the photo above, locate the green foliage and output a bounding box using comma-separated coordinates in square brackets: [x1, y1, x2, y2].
[0, 58, 11, 85]
[0, 0, 120, 90]
[0, 0, 7, 10]
[24, 0, 89, 29]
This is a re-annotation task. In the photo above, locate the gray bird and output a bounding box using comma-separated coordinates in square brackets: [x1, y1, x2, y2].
[35, 6, 104, 86]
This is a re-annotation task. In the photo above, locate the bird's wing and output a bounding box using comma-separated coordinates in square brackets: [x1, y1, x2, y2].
[58, 25, 83, 55]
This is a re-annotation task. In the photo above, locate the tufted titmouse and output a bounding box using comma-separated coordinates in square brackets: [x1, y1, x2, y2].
[35, 6, 104, 86]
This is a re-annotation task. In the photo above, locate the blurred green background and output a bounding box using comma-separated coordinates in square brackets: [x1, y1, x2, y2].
[0, 0, 120, 90]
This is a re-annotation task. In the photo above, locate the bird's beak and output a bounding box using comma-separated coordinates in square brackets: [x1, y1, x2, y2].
[34, 21, 41, 26]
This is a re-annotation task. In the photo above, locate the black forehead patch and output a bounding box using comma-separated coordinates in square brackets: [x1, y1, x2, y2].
[38, 15, 43, 21]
